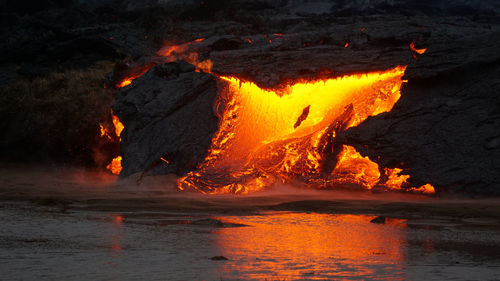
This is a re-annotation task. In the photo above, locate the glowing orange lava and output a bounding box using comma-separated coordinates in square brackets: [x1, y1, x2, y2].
[99, 124, 112, 140]
[107, 155, 122, 175]
[156, 38, 212, 73]
[116, 64, 154, 89]
[117, 78, 132, 88]
[107, 39, 434, 193]
[178, 66, 436, 194]
[384, 168, 411, 190]
[410, 183, 435, 195]
[409, 41, 427, 55]
[105, 110, 124, 175]
[157, 43, 188, 57]
[111, 111, 124, 140]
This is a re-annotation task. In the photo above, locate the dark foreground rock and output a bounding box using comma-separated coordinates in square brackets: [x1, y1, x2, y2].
[210, 256, 229, 261]
[370, 216, 386, 224]
[113, 61, 219, 177]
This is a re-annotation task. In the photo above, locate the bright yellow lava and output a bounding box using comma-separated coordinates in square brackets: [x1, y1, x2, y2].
[215, 67, 405, 163]
[107, 155, 122, 175]
[105, 111, 125, 175]
[178, 65, 434, 194]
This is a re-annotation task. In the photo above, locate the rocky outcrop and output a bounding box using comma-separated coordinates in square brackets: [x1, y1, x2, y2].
[340, 32, 500, 196]
[113, 61, 219, 177]
[112, 5, 500, 195]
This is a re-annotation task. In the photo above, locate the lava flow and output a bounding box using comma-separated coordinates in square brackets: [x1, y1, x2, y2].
[105, 111, 124, 175]
[156, 38, 212, 73]
[178, 66, 435, 195]
[107, 40, 433, 195]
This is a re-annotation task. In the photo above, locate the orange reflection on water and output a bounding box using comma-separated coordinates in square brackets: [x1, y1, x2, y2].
[213, 212, 408, 280]
[109, 214, 124, 256]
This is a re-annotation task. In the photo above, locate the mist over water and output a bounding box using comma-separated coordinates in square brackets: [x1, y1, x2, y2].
[0, 163, 444, 203]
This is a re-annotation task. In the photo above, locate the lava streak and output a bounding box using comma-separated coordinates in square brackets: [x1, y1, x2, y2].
[409, 41, 427, 55]
[157, 38, 212, 73]
[179, 66, 434, 194]
[111, 112, 124, 140]
[106, 111, 124, 175]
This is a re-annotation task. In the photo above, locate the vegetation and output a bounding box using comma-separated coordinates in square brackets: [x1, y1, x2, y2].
[0, 61, 117, 166]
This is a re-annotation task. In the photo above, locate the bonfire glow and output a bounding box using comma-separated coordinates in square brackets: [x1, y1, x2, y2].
[178, 66, 434, 194]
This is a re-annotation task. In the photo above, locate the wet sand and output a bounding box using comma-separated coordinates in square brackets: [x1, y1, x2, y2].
[1, 165, 500, 280]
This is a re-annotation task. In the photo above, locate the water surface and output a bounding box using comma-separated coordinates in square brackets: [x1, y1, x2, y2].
[1, 203, 499, 281]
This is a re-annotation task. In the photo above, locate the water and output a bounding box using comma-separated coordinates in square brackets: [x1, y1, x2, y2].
[1, 203, 500, 281]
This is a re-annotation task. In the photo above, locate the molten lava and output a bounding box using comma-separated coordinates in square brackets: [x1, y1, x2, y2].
[105, 110, 124, 175]
[116, 66, 153, 89]
[213, 213, 408, 279]
[179, 66, 434, 194]
[99, 124, 112, 140]
[409, 41, 427, 55]
[117, 78, 132, 88]
[106, 38, 434, 194]
[111, 111, 124, 140]
[157, 38, 212, 73]
[107, 156, 122, 175]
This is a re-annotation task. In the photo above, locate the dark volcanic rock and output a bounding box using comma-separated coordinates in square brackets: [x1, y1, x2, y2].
[113, 61, 219, 177]
[210, 255, 229, 260]
[191, 218, 224, 227]
[340, 32, 500, 196]
[112, 10, 500, 196]
[370, 216, 386, 224]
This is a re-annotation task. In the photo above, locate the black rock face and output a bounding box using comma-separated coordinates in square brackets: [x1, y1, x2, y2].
[340, 32, 500, 196]
[113, 61, 219, 177]
[111, 17, 500, 195]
